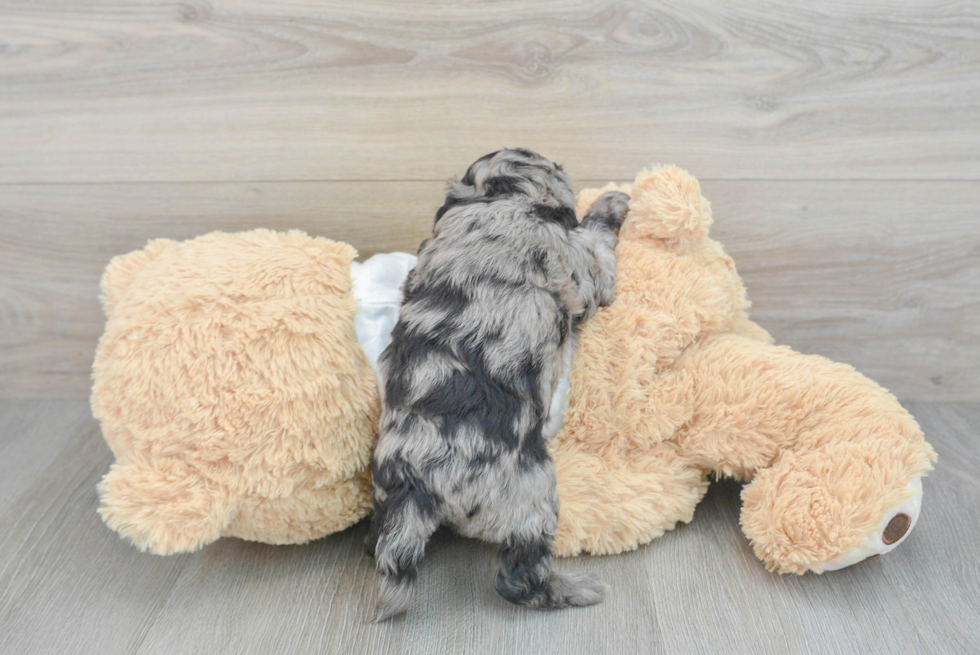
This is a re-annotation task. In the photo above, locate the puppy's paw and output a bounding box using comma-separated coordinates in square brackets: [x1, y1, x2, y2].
[551, 570, 607, 607]
[364, 529, 378, 559]
[582, 191, 630, 234]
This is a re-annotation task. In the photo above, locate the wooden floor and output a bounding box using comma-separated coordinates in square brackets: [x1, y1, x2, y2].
[1, 1, 979, 653]
[0, 400, 977, 654]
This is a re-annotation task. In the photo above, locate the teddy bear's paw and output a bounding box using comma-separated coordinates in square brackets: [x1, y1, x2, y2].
[821, 473, 923, 571]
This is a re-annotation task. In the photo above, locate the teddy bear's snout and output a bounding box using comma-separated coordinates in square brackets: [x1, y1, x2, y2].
[883, 513, 912, 545]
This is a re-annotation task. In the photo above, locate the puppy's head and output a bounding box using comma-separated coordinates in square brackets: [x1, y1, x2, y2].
[436, 148, 577, 228]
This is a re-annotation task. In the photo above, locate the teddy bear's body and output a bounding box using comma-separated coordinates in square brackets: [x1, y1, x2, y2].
[91, 167, 935, 573]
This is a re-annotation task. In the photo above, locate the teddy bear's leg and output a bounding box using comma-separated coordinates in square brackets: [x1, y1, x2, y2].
[740, 446, 928, 574]
[98, 457, 233, 555]
[551, 440, 708, 557]
[676, 334, 935, 574]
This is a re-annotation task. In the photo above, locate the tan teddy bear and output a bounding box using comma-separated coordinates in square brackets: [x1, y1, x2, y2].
[91, 167, 935, 574]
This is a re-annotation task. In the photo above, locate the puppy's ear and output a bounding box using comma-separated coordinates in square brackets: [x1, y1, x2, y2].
[446, 176, 478, 199]
[435, 176, 479, 223]
[461, 150, 500, 186]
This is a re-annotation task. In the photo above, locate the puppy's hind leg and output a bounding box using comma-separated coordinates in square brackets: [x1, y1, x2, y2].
[492, 463, 605, 610]
[371, 483, 441, 622]
[495, 531, 605, 610]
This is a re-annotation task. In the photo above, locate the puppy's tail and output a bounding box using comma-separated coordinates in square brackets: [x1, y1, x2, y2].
[374, 560, 417, 623]
[370, 486, 439, 622]
[495, 535, 606, 610]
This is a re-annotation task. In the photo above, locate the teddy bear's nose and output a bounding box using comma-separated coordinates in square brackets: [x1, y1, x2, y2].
[883, 513, 912, 545]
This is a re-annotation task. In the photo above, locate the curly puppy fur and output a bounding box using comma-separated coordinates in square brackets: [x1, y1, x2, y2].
[368, 149, 629, 621]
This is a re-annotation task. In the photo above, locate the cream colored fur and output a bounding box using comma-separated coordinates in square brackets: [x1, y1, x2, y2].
[92, 230, 377, 554]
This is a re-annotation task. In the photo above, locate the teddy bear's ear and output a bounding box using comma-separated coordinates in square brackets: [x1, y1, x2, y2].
[621, 165, 713, 243]
[99, 238, 175, 317]
[576, 182, 634, 219]
[97, 457, 234, 555]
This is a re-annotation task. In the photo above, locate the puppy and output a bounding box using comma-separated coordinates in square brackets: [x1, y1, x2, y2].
[368, 148, 629, 621]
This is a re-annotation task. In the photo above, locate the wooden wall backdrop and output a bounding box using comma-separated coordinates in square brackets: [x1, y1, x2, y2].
[1, 0, 979, 401]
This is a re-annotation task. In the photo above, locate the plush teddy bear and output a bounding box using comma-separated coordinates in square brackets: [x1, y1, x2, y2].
[91, 166, 935, 574]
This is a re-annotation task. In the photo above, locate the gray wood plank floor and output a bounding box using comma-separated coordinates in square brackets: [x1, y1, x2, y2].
[0, 400, 976, 654]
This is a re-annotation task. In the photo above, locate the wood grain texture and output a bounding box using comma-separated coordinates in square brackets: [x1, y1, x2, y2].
[0, 400, 91, 513]
[0, 0, 978, 183]
[0, 401, 192, 655]
[701, 180, 980, 405]
[0, 400, 976, 654]
[2, 180, 977, 401]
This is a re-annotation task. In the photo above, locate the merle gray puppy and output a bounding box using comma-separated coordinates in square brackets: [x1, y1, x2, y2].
[368, 148, 629, 621]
